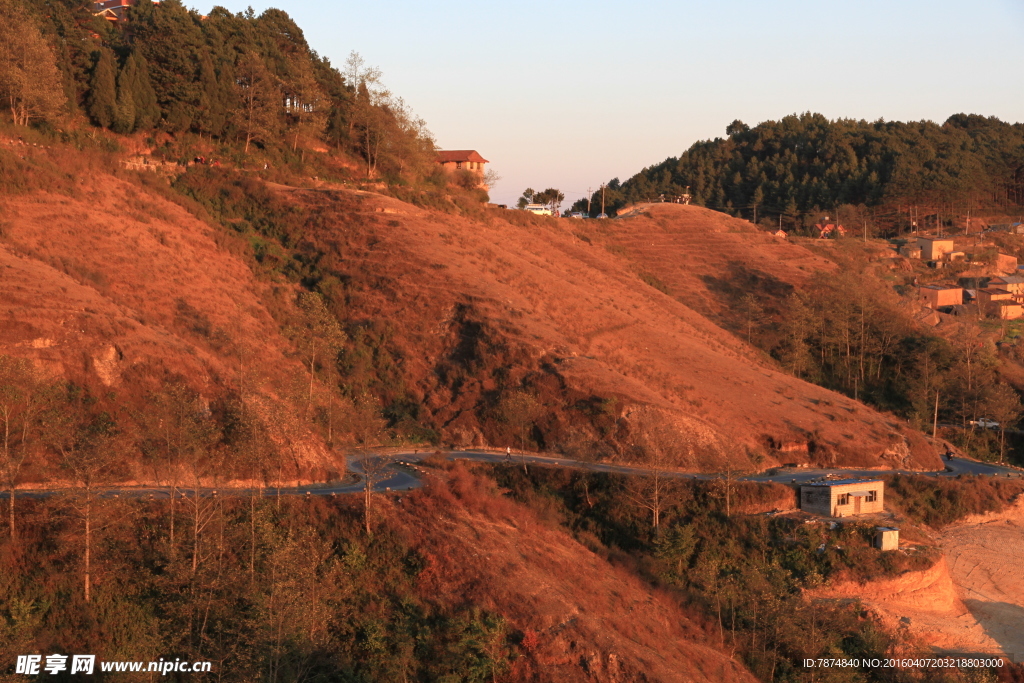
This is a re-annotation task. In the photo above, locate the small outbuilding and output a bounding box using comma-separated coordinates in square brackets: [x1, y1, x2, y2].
[917, 237, 955, 261]
[918, 284, 963, 309]
[875, 527, 900, 551]
[800, 479, 884, 517]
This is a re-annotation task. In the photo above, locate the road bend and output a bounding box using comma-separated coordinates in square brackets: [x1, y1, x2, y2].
[2, 448, 1021, 501]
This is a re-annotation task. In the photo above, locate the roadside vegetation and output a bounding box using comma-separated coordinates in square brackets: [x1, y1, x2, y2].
[0, 494, 517, 682]
[884, 474, 1024, 528]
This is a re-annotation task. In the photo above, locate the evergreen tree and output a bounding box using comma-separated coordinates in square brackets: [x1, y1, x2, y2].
[112, 60, 136, 134]
[86, 48, 117, 129]
[127, 52, 160, 130]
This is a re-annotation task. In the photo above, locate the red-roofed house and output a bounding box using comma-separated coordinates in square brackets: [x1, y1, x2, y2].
[436, 150, 489, 189]
[93, 0, 135, 21]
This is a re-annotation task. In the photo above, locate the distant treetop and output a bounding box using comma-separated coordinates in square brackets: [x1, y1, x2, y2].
[573, 113, 1024, 219]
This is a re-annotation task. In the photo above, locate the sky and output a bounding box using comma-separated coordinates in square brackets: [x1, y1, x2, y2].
[207, 0, 1024, 208]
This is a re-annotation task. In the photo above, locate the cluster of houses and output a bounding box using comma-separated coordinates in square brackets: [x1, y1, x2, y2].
[903, 236, 1024, 320]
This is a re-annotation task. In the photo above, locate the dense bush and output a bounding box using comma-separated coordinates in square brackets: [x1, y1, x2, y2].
[885, 474, 1024, 528]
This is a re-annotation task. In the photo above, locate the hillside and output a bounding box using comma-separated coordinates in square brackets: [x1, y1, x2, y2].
[210, 172, 942, 470]
[574, 113, 1024, 229]
[0, 142, 941, 477]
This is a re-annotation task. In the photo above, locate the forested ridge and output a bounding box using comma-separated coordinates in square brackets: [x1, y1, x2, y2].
[1, 0, 440, 184]
[575, 114, 1024, 226]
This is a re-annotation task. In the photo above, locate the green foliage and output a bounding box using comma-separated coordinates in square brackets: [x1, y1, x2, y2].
[114, 52, 159, 133]
[575, 113, 1024, 218]
[20, 1, 437, 185]
[884, 474, 1024, 528]
[86, 49, 117, 129]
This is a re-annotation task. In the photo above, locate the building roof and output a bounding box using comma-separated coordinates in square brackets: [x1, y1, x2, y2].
[920, 284, 961, 291]
[436, 150, 488, 164]
[917, 236, 955, 243]
[803, 478, 883, 487]
[981, 287, 1013, 295]
[992, 276, 1024, 284]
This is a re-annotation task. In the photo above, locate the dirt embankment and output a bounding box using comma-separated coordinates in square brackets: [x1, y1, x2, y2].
[810, 498, 1024, 659]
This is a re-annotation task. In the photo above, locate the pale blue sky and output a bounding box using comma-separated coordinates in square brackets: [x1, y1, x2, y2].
[209, 0, 1024, 206]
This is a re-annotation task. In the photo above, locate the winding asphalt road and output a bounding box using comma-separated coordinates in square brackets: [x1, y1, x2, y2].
[3, 448, 1021, 501]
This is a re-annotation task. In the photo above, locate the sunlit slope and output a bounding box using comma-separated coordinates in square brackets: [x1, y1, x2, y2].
[285, 189, 938, 470]
[0, 171, 334, 477]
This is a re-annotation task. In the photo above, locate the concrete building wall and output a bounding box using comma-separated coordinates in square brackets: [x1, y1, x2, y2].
[917, 238, 955, 261]
[800, 481, 884, 517]
[875, 528, 899, 551]
[997, 302, 1023, 320]
[920, 287, 963, 309]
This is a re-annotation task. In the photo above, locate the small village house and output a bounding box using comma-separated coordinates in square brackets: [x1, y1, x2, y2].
[436, 150, 489, 189]
[874, 527, 899, 551]
[93, 0, 135, 21]
[814, 222, 846, 239]
[974, 288, 1015, 307]
[916, 237, 955, 261]
[918, 284, 962, 309]
[996, 253, 1019, 274]
[800, 479, 884, 517]
[988, 275, 1024, 297]
[995, 301, 1023, 320]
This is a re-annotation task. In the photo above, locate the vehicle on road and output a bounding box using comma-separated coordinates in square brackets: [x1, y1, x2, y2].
[595, 213, 608, 219]
[970, 418, 999, 429]
[524, 204, 553, 216]
[567, 212, 587, 219]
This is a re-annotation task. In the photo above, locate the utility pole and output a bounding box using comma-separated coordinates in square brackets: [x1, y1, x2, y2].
[863, 219, 867, 243]
[601, 184, 606, 216]
[586, 187, 592, 216]
[933, 390, 939, 439]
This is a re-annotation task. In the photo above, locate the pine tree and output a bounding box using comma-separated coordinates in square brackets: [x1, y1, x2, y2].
[113, 60, 136, 134]
[87, 49, 117, 129]
[127, 52, 160, 130]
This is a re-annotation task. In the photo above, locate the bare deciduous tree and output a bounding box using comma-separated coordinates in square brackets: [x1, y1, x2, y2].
[0, 0, 65, 126]
[43, 386, 119, 603]
[497, 390, 541, 472]
[0, 355, 45, 538]
[624, 409, 683, 529]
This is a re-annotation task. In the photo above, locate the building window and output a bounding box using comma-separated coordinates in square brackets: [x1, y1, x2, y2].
[456, 162, 462, 170]
[866, 490, 877, 503]
[837, 493, 849, 506]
